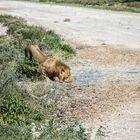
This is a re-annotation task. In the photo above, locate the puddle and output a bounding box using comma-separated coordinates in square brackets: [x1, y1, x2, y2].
[72, 67, 102, 84]
[72, 65, 140, 84]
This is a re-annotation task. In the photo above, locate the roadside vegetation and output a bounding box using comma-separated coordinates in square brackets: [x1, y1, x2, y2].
[0, 15, 87, 139]
[25, 0, 140, 12]
[0, 15, 75, 77]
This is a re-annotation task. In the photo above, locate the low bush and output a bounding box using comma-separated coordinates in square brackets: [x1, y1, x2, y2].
[0, 124, 32, 140]
[40, 119, 87, 140]
[0, 92, 45, 125]
[0, 67, 44, 125]
[17, 59, 40, 78]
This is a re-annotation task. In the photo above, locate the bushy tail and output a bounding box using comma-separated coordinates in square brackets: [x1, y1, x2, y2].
[24, 44, 47, 63]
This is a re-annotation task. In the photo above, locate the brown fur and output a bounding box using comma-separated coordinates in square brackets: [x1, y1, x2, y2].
[25, 44, 73, 83]
[25, 44, 46, 63]
[40, 57, 73, 82]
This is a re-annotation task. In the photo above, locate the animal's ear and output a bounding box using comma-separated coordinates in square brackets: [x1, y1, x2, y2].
[61, 68, 65, 74]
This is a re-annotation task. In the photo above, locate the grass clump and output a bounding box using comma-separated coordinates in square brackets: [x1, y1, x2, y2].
[0, 94, 44, 125]
[0, 65, 45, 125]
[40, 119, 87, 140]
[0, 95, 31, 125]
[0, 124, 32, 140]
[0, 64, 87, 139]
[17, 59, 40, 78]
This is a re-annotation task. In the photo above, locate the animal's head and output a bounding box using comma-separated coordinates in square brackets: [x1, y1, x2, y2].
[60, 67, 74, 83]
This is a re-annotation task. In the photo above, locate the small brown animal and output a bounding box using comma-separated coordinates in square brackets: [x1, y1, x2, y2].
[40, 57, 73, 82]
[25, 44, 73, 83]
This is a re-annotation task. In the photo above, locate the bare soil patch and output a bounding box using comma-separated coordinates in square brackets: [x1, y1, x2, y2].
[59, 79, 140, 123]
[73, 44, 140, 66]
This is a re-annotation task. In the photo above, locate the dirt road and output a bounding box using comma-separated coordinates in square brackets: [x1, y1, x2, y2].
[0, 1, 140, 140]
[0, 0, 140, 49]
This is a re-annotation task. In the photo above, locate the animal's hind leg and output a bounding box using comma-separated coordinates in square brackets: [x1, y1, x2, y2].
[24, 46, 32, 61]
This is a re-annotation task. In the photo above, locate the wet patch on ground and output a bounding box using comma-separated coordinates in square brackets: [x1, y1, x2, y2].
[72, 65, 140, 85]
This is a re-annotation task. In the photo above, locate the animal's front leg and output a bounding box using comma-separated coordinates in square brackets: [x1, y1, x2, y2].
[38, 64, 48, 80]
[58, 74, 64, 83]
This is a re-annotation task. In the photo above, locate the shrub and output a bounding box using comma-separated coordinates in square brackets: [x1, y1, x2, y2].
[0, 124, 32, 140]
[0, 95, 30, 125]
[0, 15, 87, 140]
[17, 59, 40, 78]
[40, 119, 87, 140]
[0, 95, 45, 124]
[0, 64, 44, 125]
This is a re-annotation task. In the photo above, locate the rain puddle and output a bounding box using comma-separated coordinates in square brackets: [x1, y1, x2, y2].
[71, 65, 140, 84]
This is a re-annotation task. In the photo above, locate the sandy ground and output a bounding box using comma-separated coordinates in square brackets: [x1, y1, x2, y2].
[87, 100, 140, 140]
[0, 1, 140, 140]
[0, 0, 140, 49]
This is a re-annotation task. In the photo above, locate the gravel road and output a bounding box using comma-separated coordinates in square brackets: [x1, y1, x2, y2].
[0, 0, 140, 49]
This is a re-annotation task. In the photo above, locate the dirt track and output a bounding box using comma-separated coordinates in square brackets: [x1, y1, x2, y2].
[0, 0, 140, 49]
[0, 1, 140, 140]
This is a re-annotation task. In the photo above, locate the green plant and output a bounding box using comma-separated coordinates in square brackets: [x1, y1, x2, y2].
[0, 124, 33, 140]
[40, 119, 87, 140]
[95, 126, 109, 138]
[0, 35, 19, 63]
[32, 110, 45, 122]
[0, 15, 75, 58]
[17, 59, 40, 78]
[0, 94, 45, 124]
[0, 95, 30, 125]
[37, 0, 140, 12]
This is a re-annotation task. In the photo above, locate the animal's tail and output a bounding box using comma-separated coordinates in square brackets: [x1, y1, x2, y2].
[24, 43, 47, 63]
[24, 44, 33, 61]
